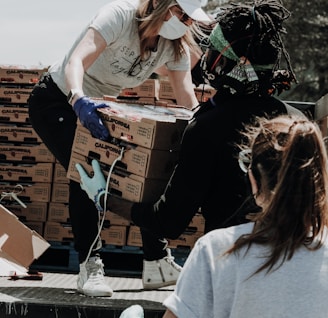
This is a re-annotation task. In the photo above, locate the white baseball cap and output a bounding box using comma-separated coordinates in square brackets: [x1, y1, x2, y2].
[176, 0, 211, 22]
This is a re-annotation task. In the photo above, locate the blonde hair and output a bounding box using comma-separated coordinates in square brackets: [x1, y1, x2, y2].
[136, 0, 199, 60]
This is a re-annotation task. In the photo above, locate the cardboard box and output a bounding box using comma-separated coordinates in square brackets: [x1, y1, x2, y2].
[0, 182, 52, 202]
[0, 142, 55, 162]
[159, 80, 176, 100]
[101, 225, 127, 246]
[97, 101, 191, 150]
[43, 221, 74, 242]
[72, 125, 179, 179]
[0, 105, 30, 124]
[0, 204, 50, 276]
[0, 86, 33, 104]
[105, 211, 130, 226]
[0, 162, 53, 183]
[167, 231, 203, 249]
[0, 124, 42, 143]
[186, 213, 205, 233]
[1, 201, 48, 222]
[119, 79, 160, 99]
[0, 66, 47, 84]
[127, 225, 143, 247]
[53, 163, 69, 183]
[48, 203, 69, 223]
[51, 183, 69, 203]
[23, 221, 45, 237]
[67, 152, 167, 202]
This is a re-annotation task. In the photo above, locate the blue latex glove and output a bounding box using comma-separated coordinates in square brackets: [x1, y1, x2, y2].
[73, 96, 109, 140]
[75, 159, 107, 211]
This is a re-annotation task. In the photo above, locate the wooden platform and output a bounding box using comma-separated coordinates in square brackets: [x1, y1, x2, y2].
[0, 272, 174, 318]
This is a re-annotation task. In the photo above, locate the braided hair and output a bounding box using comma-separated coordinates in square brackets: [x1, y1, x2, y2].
[195, 0, 296, 96]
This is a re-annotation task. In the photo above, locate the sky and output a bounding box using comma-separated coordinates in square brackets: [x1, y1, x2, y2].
[0, 0, 113, 67]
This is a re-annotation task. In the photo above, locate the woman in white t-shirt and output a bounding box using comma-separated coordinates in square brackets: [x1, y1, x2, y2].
[28, 0, 211, 298]
[163, 114, 328, 318]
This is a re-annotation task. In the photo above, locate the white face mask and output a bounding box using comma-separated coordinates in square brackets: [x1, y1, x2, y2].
[159, 15, 188, 40]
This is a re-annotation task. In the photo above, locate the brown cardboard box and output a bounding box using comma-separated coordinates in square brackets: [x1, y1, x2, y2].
[0, 86, 33, 104]
[159, 79, 176, 100]
[0, 204, 50, 276]
[48, 203, 70, 223]
[51, 183, 69, 203]
[127, 225, 143, 247]
[72, 125, 179, 179]
[1, 201, 48, 222]
[67, 152, 167, 202]
[0, 105, 30, 124]
[0, 66, 47, 84]
[97, 104, 190, 150]
[119, 79, 160, 99]
[53, 163, 69, 183]
[167, 231, 203, 249]
[101, 225, 127, 246]
[0, 124, 42, 143]
[0, 143, 55, 162]
[105, 211, 130, 226]
[0, 162, 53, 183]
[0, 182, 52, 202]
[23, 221, 45, 237]
[43, 221, 74, 242]
[186, 213, 205, 233]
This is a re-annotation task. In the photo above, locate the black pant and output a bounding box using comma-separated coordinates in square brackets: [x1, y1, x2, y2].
[28, 73, 167, 262]
[28, 73, 101, 263]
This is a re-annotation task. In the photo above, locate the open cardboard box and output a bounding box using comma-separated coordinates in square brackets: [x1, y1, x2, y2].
[0, 204, 50, 276]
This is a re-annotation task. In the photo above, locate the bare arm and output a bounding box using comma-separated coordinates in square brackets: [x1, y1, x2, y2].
[167, 69, 199, 109]
[64, 28, 107, 104]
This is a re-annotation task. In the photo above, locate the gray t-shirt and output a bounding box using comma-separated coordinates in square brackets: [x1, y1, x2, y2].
[49, 0, 190, 97]
[164, 223, 328, 318]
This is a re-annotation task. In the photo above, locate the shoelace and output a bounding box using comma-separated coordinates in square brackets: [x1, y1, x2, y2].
[164, 248, 182, 271]
[87, 258, 105, 278]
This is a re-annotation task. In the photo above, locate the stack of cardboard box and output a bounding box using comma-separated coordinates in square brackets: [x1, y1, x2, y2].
[67, 98, 205, 248]
[0, 65, 50, 275]
[0, 65, 52, 236]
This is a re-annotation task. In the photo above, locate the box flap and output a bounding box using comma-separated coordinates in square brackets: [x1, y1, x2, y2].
[0, 204, 50, 275]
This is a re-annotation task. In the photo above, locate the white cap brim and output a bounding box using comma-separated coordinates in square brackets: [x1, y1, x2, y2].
[176, 0, 212, 22]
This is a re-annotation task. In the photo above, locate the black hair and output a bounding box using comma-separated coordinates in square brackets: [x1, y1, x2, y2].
[195, 0, 296, 96]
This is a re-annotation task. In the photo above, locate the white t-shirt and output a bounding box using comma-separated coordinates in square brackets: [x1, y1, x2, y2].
[164, 223, 328, 318]
[49, 0, 190, 97]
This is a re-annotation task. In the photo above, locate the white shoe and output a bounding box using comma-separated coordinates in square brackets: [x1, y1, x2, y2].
[77, 255, 113, 297]
[142, 248, 182, 289]
[119, 304, 144, 318]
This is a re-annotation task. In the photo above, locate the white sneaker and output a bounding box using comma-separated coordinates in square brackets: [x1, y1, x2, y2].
[77, 255, 113, 297]
[142, 248, 182, 289]
[119, 304, 144, 318]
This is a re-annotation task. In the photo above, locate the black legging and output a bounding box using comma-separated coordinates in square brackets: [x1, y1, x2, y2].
[28, 72, 167, 263]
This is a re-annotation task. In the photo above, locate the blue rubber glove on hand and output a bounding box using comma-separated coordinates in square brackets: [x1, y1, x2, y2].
[73, 96, 109, 140]
[75, 159, 107, 211]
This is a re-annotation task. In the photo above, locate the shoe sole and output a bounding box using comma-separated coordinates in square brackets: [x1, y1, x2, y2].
[77, 288, 113, 297]
[143, 280, 177, 290]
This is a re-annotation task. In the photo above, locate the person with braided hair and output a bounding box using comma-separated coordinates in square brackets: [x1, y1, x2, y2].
[76, 0, 306, 291]
[162, 114, 328, 318]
